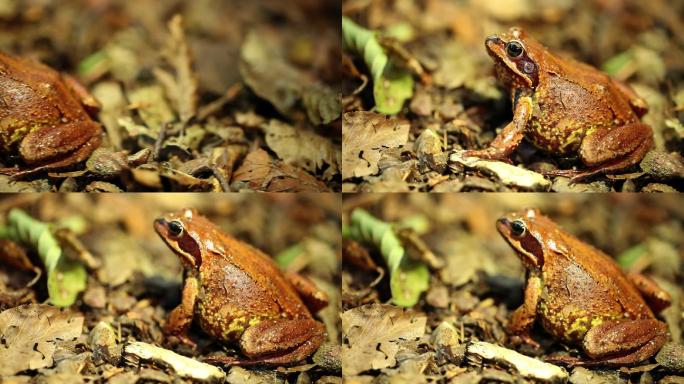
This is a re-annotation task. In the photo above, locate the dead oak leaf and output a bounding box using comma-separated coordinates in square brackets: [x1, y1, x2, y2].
[342, 304, 426, 376]
[262, 120, 340, 180]
[342, 112, 410, 180]
[231, 149, 329, 192]
[0, 304, 84, 375]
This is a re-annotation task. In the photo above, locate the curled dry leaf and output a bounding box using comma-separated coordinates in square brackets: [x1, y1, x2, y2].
[262, 119, 340, 180]
[341, 304, 426, 376]
[342, 112, 410, 180]
[0, 304, 84, 375]
[449, 152, 551, 191]
[231, 149, 329, 192]
[153, 14, 199, 125]
[123, 341, 225, 382]
[466, 341, 568, 383]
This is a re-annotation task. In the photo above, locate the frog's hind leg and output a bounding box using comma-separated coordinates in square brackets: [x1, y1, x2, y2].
[205, 318, 326, 366]
[544, 123, 653, 181]
[578, 319, 668, 367]
[8, 125, 102, 179]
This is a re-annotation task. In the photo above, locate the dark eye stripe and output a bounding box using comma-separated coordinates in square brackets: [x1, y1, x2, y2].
[520, 234, 544, 266]
[177, 233, 202, 266]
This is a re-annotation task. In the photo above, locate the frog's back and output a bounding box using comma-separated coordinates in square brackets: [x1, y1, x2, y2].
[527, 54, 639, 155]
[538, 234, 653, 344]
[196, 236, 311, 343]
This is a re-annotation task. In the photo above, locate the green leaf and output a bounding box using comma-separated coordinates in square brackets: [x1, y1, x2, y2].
[345, 209, 429, 307]
[275, 243, 305, 269]
[0, 209, 87, 307]
[616, 243, 647, 269]
[342, 17, 414, 115]
[602, 49, 632, 76]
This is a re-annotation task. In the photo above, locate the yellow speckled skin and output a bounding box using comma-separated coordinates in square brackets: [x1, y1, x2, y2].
[497, 209, 670, 367]
[155, 209, 327, 366]
[465, 27, 654, 180]
[0, 51, 102, 177]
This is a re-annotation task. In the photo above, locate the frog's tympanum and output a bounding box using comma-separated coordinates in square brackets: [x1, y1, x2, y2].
[0, 51, 102, 177]
[154, 209, 328, 366]
[464, 27, 653, 180]
[497, 209, 671, 366]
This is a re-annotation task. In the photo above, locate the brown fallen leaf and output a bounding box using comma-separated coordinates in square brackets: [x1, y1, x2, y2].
[262, 119, 340, 180]
[231, 149, 329, 192]
[342, 304, 426, 376]
[342, 112, 410, 180]
[0, 304, 84, 375]
[154, 14, 199, 125]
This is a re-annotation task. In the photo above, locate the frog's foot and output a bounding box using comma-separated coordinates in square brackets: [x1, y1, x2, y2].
[220, 318, 326, 367]
[575, 319, 669, 367]
[0, 166, 21, 176]
[508, 333, 542, 350]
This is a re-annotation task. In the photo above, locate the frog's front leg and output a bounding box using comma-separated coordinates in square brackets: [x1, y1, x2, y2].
[508, 275, 542, 348]
[284, 272, 329, 314]
[611, 79, 648, 118]
[545, 122, 653, 181]
[207, 318, 326, 366]
[626, 272, 671, 313]
[164, 276, 199, 349]
[577, 318, 668, 366]
[462, 95, 533, 160]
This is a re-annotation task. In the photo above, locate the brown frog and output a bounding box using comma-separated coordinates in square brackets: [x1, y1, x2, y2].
[0, 51, 102, 177]
[463, 27, 653, 181]
[497, 209, 671, 366]
[154, 209, 328, 366]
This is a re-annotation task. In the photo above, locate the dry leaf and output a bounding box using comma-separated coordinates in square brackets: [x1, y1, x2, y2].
[231, 149, 329, 192]
[154, 14, 198, 125]
[342, 112, 410, 180]
[0, 304, 84, 375]
[262, 120, 340, 179]
[342, 304, 426, 376]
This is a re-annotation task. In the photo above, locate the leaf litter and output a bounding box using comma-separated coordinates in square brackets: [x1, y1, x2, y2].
[0, 0, 340, 192]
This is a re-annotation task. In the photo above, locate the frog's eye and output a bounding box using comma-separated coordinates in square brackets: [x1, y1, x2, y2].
[168, 220, 184, 237]
[511, 220, 526, 236]
[505, 41, 524, 58]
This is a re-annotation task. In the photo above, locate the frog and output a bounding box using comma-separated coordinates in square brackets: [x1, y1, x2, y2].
[497, 208, 671, 366]
[0, 51, 102, 178]
[154, 208, 328, 366]
[463, 27, 654, 181]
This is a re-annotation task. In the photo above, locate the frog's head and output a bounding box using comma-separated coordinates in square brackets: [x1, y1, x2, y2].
[154, 208, 212, 269]
[496, 208, 547, 270]
[485, 27, 542, 89]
